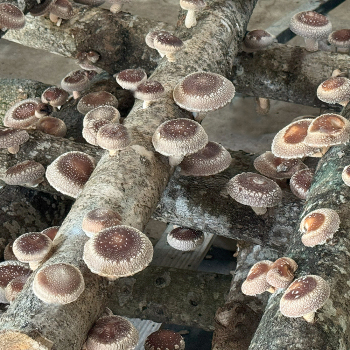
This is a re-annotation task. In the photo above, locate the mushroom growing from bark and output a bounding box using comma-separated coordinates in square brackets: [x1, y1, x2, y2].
[105, 0, 130, 14]
[115, 68, 147, 91]
[0, 3, 25, 30]
[83, 119, 112, 146]
[153, 31, 184, 62]
[61, 70, 92, 99]
[328, 29, 350, 53]
[5, 274, 30, 303]
[77, 91, 118, 114]
[36, 116, 67, 137]
[290, 168, 314, 200]
[4, 160, 45, 187]
[242, 29, 276, 53]
[83, 105, 120, 127]
[167, 227, 204, 251]
[317, 77, 350, 107]
[134, 80, 165, 109]
[266, 257, 298, 289]
[41, 86, 69, 109]
[0, 128, 29, 154]
[34, 102, 54, 119]
[180, 0, 206, 29]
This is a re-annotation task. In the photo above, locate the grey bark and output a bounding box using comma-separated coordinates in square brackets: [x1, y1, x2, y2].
[0, 0, 258, 348]
[249, 103, 350, 350]
[232, 44, 350, 109]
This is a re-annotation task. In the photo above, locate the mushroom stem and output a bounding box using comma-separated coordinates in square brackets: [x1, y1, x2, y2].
[49, 12, 59, 24]
[169, 155, 184, 167]
[267, 286, 276, 293]
[339, 100, 350, 107]
[185, 9, 197, 28]
[7, 146, 20, 154]
[29, 261, 41, 271]
[142, 100, 152, 109]
[250, 206, 267, 215]
[302, 311, 315, 323]
[72, 91, 81, 99]
[304, 38, 318, 52]
[256, 97, 270, 115]
[165, 52, 176, 62]
[109, 150, 118, 157]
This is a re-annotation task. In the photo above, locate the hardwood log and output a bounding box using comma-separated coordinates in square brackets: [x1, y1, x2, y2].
[0, 1, 258, 348]
[248, 103, 350, 350]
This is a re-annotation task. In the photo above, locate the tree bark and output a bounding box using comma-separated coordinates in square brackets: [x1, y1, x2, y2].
[232, 44, 350, 109]
[0, 1, 258, 348]
[249, 103, 350, 350]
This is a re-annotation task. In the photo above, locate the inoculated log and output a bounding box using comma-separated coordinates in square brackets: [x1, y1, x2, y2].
[0, 1, 258, 348]
[232, 44, 350, 108]
[249, 103, 350, 350]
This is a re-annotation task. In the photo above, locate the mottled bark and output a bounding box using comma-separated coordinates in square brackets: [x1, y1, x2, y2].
[232, 44, 350, 108]
[212, 242, 279, 350]
[249, 103, 350, 350]
[0, 1, 258, 348]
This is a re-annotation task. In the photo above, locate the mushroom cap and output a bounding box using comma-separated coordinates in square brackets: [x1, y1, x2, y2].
[290, 168, 313, 199]
[61, 70, 91, 93]
[41, 226, 60, 241]
[144, 329, 185, 350]
[179, 141, 232, 176]
[254, 151, 307, 179]
[0, 3, 25, 29]
[134, 80, 165, 102]
[167, 227, 204, 251]
[46, 151, 96, 198]
[280, 275, 330, 318]
[29, 0, 55, 17]
[328, 29, 350, 49]
[317, 77, 350, 105]
[243, 29, 275, 51]
[289, 11, 332, 40]
[153, 31, 184, 54]
[152, 118, 208, 158]
[83, 119, 112, 146]
[77, 91, 118, 115]
[13, 232, 53, 264]
[35, 102, 54, 119]
[83, 105, 120, 128]
[96, 123, 131, 151]
[342, 164, 350, 186]
[82, 207, 122, 237]
[179, 0, 206, 11]
[145, 30, 162, 49]
[5, 274, 30, 303]
[241, 260, 274, 295]
[266, 257, 298, 289]
[3, 241, 17, 261]
[33, 263, 85, 304]
[4, 98, 40, 129]
[304, 114, 350, 147]
[0, 128, 29, 151]
[83, 225, 153, 279]
[271, 119, 318, 159]
[36, 116, 67, 137]
[115, 68, 147, 91]
[41, 86, 69, 107]
[50, 0, 75, 19]
[300, 208, 340, 247]
[85, 315, 139, 350]
[173, 72, 235, 113]
[4, 160, 45, 186]
[227, 172, 282, 208]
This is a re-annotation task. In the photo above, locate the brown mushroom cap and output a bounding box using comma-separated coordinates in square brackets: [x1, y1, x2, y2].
[83, 225, 153, 280]
[153, 31, 184, 61]
[300, 208, 340, 247]
[50, 0, 75, 19]
[5, 274, 30, 303]
[115, 68, 147, 91]
[243, 29, 276, 52]
[0, 3, 25, 29]
[96, 123, 131, 155]
[328, 29, 350, 49]
[83, 105, 120, 128]
[83, 119, 112, 146]
[241, 260, 274, 295]
[61, 70, 91, 94]
[36, 116, 67, 137]
[4, 98, 41, 129]
[85, 315, 139, 350]
[173, 72, 235, 113]
[3, 241, 17, 261]
[145, 329, 185, 350]
[290, 168, 313, 200]
[45, 151, 96, 198]
[280, 275, 330, 322]
[41, 226, 60, 241]
[317, 77, 350, 106]
[254, 151, 307, 179]
[145, 30, 162, 49]
[167, 227, 204, 251]
[77, 91, 118, 115]
[266, 257, 298, 289]
[179, 141, 232, 176]
[227, 172, 282, 213]
[0, 128, 29, 154]
[41, 86, 69, 107]
[4, 160, 45, 187]
[134, 80, 165, 103]
[82, 207, 122, 238]
[33, 263, 85, 304]
[179, 0, 206, 28]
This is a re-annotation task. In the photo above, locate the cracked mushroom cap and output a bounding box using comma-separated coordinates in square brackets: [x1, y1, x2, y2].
[36, 116, 67, 137]
[83, 105, 120, 128]
[300, 208, 340, 247]
[145, 329, 185, 350]
[46, 151, 96, 198]
[271, 119, 319, 159]
[254, 151, 307, 179]
[83, 225, 153, 280]
[0, 128, 29, 154]
[33, 263, 85, 304]
[0, 261, 31, 303]
[77, 91, 118, 115]
[179, 141, 232, 176]
[266, 257, 298, 289]
[5, 274, 30, 303]
[0, 3, 25, 29]
[85, 315, 139, 350]
[4, 98, 40, 129]
[173, 72, 235, 113]
[289, 11, 332, 40]
[167, 227, 204, 251]
[4, 160, 45, 187]
[241, 260, 274, 295]
[82, 207, 122, 238]
[115, 68, 147, 91]
[41, 86, 69, 107]
[134, 80, 165, 102]
[83, 119, 112, 145]
[243, 29, 276, 52]
[280, 275, 330, 322]
[96, 123, 131, 155]
[290, 168, 314, 200]
[61, 69, 91, 93]
[328, 29, 350, 49]
[317, 77, 350, 106]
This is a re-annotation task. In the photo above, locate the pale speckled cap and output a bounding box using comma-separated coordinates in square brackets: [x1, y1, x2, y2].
[83, 105, 120, 128]
[77, 91, 118, 115]
[115, 68, 147, 91]
[4, 98, 40, 129]
[4, 160, 45, 187]
[96, 123, 131, 152]
[179, 141, 232, 176]
[241, 260, 273, 296]
[290, 168, 313, 200]
[0, 3, 25, 29]
[45, 151, 95, 198]
[41, 86, 69, 107]
[134, 80, 165, 102]
[145, 329, 185, 350]
[167, 227, 204, 251]
[83, 119, 112, 146]
[61, 70, 91, 93]
[328, 29, 350, 49]
[173, 72, 235, 113]
[0, 128, 29, 154]
[300, 208, 340, 247]
[266, 257, 298, 289]
[317, 77, 350, 106]
[280, 275, 330, 319]
[85, 315, 139, 350]
[83, 225, 153, 280]
[33, 263, 85, 304]
[154, 31, 184, 54]
[243, 29, 275, 52]
[145, 30, 162, 49]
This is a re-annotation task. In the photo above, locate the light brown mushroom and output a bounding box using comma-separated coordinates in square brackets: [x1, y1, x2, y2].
[167, 227, 204, 251]
[290, 168, 314, 200]
[83, 105, 120, 128]
[317, 77, 350, 107]
[36, 116, 67, 137]
[328, 29, 350, 53]
[5, 274, 30, 303]
[0, 128, 29, 154]
[77, 91, 118, 115]
[134, 80, 165, 109]
[41, 86, 69, 109]
[115, 68, 147, 91]
[242, 29, 276, 53]
[4, 160, 45, 187]
[0, 3, 25, 30]
[61, 70, 91, 99]
[266, 257, 298, 289]
[145, 329, 185, 350]
[341, 165, 350, 186]
[180, 0, 206, 28]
